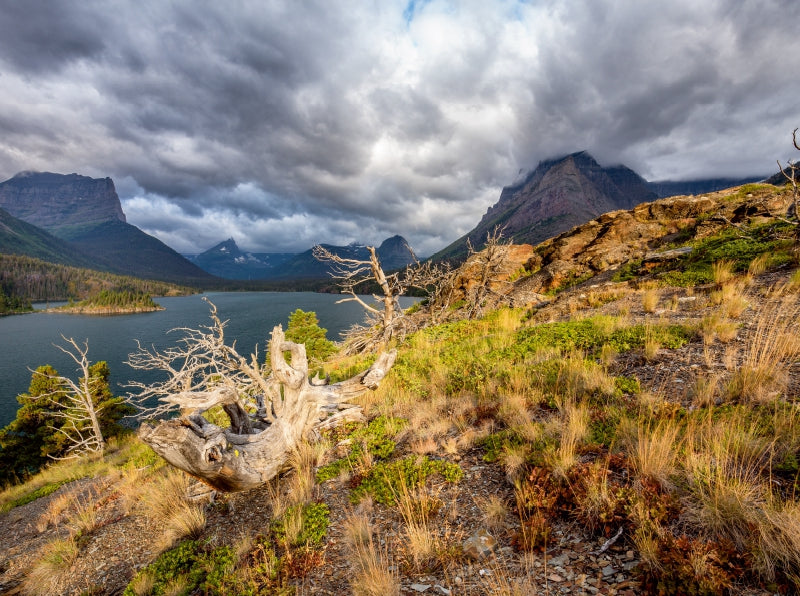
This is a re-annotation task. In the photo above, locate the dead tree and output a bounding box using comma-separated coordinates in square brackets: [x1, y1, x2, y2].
[313, 244, 398, 343]
[127, 302, 396, 492]
[776, 128, 800, 237]
[313, 243, 449, 352]
[41, 337, 107, 457]
[423, 227, 513, 321]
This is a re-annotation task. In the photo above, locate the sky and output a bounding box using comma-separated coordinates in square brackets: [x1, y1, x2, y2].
[0, 0, 799, 257]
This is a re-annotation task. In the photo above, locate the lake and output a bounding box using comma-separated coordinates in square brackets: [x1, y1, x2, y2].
[0, 292, 417, 427]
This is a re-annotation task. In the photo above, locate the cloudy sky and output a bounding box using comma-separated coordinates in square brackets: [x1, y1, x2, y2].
[0, 0, 798, 256]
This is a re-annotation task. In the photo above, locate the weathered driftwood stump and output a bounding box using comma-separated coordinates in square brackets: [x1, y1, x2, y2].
[138, 325, 396, 491]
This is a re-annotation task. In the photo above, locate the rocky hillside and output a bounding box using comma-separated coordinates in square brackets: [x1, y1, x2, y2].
[428, 181, 796, 316]
[434, 151, 657, 262]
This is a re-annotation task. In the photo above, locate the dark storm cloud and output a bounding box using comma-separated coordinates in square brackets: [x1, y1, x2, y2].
[0, 1, 108, 72]
[0, 0, 798, 255]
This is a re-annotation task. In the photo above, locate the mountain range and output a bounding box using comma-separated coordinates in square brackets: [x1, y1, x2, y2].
[0, 154, 770, 289]
[188, 235, 417, 281]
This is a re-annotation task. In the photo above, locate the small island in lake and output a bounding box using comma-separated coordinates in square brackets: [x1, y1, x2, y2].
[52, 289, 164, 314]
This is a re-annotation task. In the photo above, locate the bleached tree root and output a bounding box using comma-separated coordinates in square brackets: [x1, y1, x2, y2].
[137, 325, 396, 492]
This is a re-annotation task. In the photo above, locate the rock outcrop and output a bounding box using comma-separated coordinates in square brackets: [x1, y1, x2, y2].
[426, 183, 793, 316]
[0, 172, 126, 233]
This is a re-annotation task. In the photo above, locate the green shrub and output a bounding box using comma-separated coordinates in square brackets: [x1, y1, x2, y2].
[511, 318, 691, 358]
[350, 455, 463, 506]
[271, 502, 330, 547]
[316, 416, 407, 482]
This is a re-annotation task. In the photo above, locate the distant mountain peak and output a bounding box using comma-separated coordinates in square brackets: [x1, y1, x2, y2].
[434, 151, 656, 262]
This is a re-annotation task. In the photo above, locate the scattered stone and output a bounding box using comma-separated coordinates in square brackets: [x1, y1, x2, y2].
[410, 584, 431, 592]
[548, 573, 564, 582]
[463, 529, 497, 561]
[623, 561, 639, 571]
[643, 246, 694, 261]
[434, 586, 451, 595]
[602, 565, 616, 577]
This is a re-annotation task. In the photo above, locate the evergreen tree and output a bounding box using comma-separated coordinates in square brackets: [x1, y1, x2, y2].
[285, 309, 338, 368]
[0, 360, 134, 486]
[0, 366, 67, 484]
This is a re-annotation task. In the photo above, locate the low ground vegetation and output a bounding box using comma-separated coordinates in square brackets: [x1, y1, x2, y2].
[1, 183, 799, 594]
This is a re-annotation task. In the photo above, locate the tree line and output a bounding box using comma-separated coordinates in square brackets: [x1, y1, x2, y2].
[71, 289, 160, 310]
[0, 253, 196, 304]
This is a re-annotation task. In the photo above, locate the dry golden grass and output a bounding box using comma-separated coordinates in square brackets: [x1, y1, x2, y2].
[752, 501, 800, 583]
[628, 419, 680, 490]
[632, 525, 662, 574]
[551, 352, 615, 404]
[69, 492, 99, 535]
[498, 392, 531, 429]
[161, 576, 190, 596]
[142, 469, 206, 550]
[393, 478, 444, 570]
[478, 494, 509, 532]
[481, 552, 540, 595]
[690, 373, 720, 408]
[599, 343, 618, 368]
[748, 253, 771, 278]
[410, 436, 439, 455]
[718, 285, 749, 319]
[699, 313, 738, 345]
[286, 441, 325, 506]
[126, 568, 156, 596]
[643, 324, 660, 361]
[642, 288, 659, 313]
[22, 536, 79, 596]
[726, 295, 800, 403]
[548, 402, 589, 480]
[500, 444, 529, 484]
[36, 489, 74, 532]
[343, 512, 400, 596]
[575, 461, 622, 532]
[713, 260, 736, 286]
[683, 416, 772, 549]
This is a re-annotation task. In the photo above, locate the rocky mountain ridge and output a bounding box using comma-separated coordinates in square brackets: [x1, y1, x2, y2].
[0, 172, 126, 234]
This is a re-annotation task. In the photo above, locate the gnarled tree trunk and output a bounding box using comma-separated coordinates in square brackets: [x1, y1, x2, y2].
[138, 325, 396, 492]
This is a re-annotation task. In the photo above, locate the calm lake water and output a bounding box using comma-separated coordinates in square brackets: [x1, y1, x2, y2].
[0, 292, 417, 427]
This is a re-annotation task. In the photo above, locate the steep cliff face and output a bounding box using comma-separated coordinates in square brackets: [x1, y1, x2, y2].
[0, 171, 215, 285]
[0, 172, 126, 234]
[434, 152, 656, 261]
